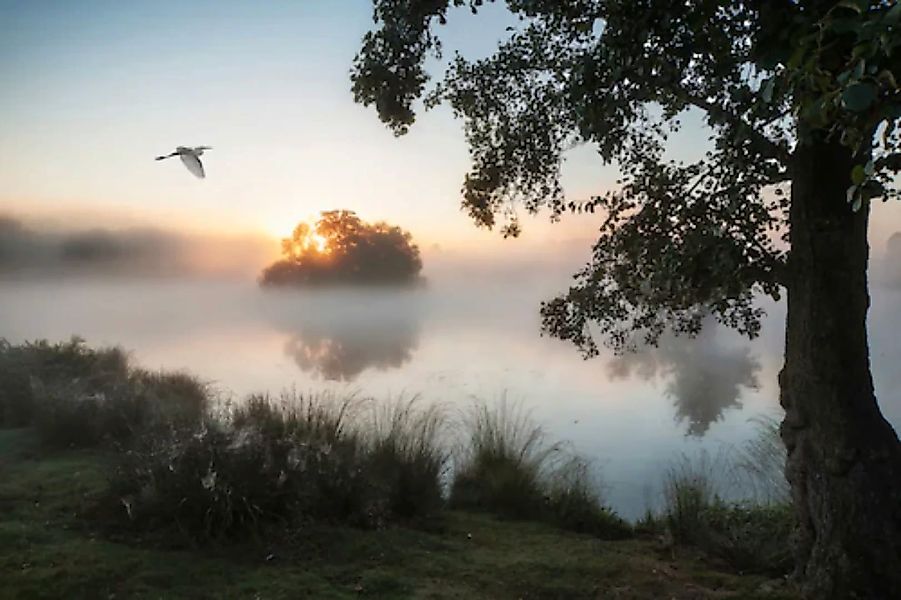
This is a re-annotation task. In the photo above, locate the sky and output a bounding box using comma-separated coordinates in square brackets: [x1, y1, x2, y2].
[2, 0, 901, 261]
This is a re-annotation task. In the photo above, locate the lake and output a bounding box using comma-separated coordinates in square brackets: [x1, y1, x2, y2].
[2, 275, 899, 519]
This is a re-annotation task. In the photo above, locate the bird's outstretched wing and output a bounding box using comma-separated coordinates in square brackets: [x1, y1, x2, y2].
[180, 153, 205, 178]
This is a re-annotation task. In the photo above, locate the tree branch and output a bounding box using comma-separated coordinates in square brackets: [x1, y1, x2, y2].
[684, 93, 791, 167]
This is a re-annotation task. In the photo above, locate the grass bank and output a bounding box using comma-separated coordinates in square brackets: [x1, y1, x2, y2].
[0, 429, 797, 599]
[0, 338, 798, 597]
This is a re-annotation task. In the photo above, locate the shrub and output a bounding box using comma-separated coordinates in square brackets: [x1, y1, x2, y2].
[129, 369, 210, 432]
[0, 337, 129, 428]
[695, 500, 794, 575]
[0, 338, 210, 448]
[110, 417, 363, 538]
[109, 393, 450, 539]
[30, 378, 131, 448]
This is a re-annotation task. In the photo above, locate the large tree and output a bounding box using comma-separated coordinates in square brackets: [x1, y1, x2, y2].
[351, 1, 901, 597]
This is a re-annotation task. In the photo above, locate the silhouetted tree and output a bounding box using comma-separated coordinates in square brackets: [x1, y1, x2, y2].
[351, 2, 901, 596]
[259, 210, 423, 286]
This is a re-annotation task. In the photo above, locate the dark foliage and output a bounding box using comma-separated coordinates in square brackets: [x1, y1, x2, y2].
[109, 394, 447, 539]
[260, 210, 422, 286]
[0, 338, 129, 429]
[0, 338, 209, 448]
[662, 452, 793, 576]
[0, 215, 195, 277]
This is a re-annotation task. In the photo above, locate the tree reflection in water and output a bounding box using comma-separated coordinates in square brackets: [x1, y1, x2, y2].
[263, 288, 422, 382]
[607, 327, 761, 436]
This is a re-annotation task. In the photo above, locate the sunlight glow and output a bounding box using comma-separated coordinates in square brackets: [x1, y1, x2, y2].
[281, 220, 332, 259]
[312, 233, 329, 254]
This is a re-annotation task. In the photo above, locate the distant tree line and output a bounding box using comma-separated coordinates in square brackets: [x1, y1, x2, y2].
[0, 216, 189, 276]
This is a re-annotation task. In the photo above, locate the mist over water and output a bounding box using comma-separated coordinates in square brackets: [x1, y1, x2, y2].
[0, 215, 274, 280]
[2, 227, 900, 518]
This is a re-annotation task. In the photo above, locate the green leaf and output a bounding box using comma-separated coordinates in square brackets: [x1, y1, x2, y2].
[864, 159, 875, 176]
[887, 3, 901, 25]
[842, 83, 877, 112]
[852, 196, 863, 212]
[851, 164, 866, 185]
[828, 18, 860, 34]
[786, 46, 806, 70]
[761, 78, 775, 104]
[851, 43, 872, 61]
[877, 69, 899, 91]
[847, 184, 858, 204]
[837, 0, 864, 14]
[862, 180, 886, 200]
[882, 102, 901, 120]
[840, 126, 862, 149]
[801, 94, 833, 127]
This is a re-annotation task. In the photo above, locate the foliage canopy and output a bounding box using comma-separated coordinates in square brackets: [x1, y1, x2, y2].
[260, 210, 422, 286]
[351, 0, 900, 354]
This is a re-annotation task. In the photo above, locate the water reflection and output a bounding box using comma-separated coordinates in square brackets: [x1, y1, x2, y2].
[261, 288, 423, 381]
[607, 327, 761, 436]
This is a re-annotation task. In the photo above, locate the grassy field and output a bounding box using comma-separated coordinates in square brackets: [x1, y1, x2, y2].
[0, 429, 797, 600]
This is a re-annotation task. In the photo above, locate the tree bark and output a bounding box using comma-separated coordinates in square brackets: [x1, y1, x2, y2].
[780, 138, 901, 598]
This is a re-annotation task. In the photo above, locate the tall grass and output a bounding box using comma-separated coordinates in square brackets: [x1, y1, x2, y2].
[231, 391, 359, 442]
[450, 399, 631, 539]
[733, 414, 789, 504]
[451, 400, 558, 518]
[365, 397, 449, 522]
[662, 451, 725, 542]
[110, 393, 450, 538]
[659, 416, 794, 575]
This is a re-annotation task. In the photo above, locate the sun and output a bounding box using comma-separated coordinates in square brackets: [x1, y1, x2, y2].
[311, 233, 329, 253]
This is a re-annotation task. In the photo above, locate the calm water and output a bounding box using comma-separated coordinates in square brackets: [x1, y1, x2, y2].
[2, 276, 899, 518]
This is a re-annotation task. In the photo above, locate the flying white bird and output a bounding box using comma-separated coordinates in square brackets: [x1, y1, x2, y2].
[155, 146, 212, 179]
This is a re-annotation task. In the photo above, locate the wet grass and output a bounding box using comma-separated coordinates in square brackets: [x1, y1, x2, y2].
[0, 429, 798, 599]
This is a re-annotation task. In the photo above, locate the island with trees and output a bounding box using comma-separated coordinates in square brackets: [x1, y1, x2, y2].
[259, 210, 423, 287]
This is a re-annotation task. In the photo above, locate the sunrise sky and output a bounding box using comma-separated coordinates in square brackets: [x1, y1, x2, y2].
[2, 0, 900, 259]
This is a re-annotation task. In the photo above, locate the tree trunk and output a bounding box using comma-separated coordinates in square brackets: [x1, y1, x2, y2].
[780, 138, 901, 598]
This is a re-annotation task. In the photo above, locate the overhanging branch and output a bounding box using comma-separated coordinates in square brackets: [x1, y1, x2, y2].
[684, 93, 791, 167]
